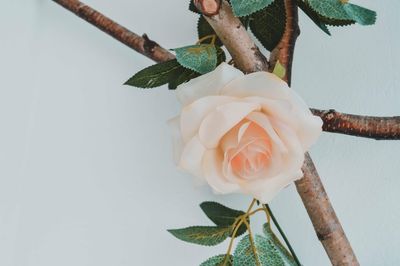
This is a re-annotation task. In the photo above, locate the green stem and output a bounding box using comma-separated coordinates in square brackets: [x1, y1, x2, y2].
[264, 204, 301, 266]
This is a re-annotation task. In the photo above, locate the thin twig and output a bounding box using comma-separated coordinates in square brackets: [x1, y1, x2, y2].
[52, 0, 175, 63]
[312, 108, 400, 140]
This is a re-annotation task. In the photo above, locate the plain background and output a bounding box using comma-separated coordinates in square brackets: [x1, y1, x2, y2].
[0, 0, 399, 265]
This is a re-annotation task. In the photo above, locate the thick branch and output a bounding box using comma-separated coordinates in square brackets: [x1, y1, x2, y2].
[203, 0, 269, 73]
[271, 1, 359, 265]
[312, 108, 400, 140]
[296, 154, 359, 265]
[52, 0, 175, 63]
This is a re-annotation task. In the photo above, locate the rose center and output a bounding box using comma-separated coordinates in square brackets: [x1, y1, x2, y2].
[228, 122, 272, 178]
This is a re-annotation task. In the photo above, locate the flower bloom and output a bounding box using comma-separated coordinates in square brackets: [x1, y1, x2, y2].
[169, 63, 322, 203]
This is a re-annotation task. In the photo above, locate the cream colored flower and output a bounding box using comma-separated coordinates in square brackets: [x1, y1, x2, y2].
[169, 63, 322, 203]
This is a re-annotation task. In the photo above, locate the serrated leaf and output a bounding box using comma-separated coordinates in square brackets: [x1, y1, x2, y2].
[305, 0, 377, 26]
[297, 0, 330, 35]
[198, 16, 223, 47]
[306, 0, 352, 21]
[174, 44, 218, 74]
[231, 0, 275, 17]
[233, 234, 260, 266]
[168, 226, 230, 246]
[249, 0, 286, 51]
[343, 3, 376, 25]
[168, 67, 200, 90]
[200, 254, 233, 266]
[255, 235, 294, 266]
[124, 59, 182, 88]
[200, 202, 247, 237]
[233, 226, 297, 266]
[261, 223, 297, 265]
[299, 0, 354, 27]
[273, 60, 286, 79]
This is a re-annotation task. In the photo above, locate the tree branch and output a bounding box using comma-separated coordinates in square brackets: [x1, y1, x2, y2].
[312, 108, 400, 140]
[203, 0, 269, 73]
[52, 0, 175, 63]
[272, 1, 359, 264]
[297, 154, 359, 265]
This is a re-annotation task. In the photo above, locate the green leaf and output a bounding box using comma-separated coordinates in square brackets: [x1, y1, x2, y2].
[233, 225, 297, 266]
[168, 67, 200, 90]
[260, 223, 297, 265]
[200, 254, 233, 266]
[306, 0, 352, 21]
[168, 226, 230, 246]
[200, 202, 247, 237]
[197, 16, 223, 46]
[168, 46, 224, 90]
[174, 44, 218, 74]
[249, 0, 286, 51]
[231, 0, 275, 17]
[124, 59, 182, 88]
[233, 234, 260, 266]
[299, 0, 355, 28]
[305, 0, 376, 26]
[273, 60, 286, 79]
[343, 3, 376, 25]
[296, 0, 331, 35]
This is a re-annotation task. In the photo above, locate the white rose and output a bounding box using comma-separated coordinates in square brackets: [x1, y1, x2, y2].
[169, 63, 322, 203]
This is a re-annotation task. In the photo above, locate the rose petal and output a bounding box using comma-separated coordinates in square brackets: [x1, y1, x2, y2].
[245, 111, 287, 153]
[179, 135, 207, 178]
[271, 120, 305, 174]
[221, 72, 290, 101]
[180, 96, 237, 142]
[241, 170, 303, 203]
[244, 97, 322, 150]
[202, 149, 240, 194]
[176, 63, 243, 105]
[295, 115, 323, 150]
[199, 101, 261, 149]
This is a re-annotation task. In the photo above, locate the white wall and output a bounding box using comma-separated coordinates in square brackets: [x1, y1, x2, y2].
[0, 0, 399, 265]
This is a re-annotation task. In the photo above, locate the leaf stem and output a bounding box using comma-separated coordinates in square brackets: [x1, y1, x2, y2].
[196, 34, 217, 45]
[264, 204, 301, 266]
[222, 198, 256, 266]
[243, 219, 261, 266]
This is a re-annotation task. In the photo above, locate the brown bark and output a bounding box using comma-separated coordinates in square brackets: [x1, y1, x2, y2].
[52, 0, 175, 63]
[296, 154, 359, 265]
[269, 0, 300, 86]
[312, 108, 400, 140]
[204, 0, 269, 73]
